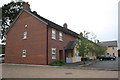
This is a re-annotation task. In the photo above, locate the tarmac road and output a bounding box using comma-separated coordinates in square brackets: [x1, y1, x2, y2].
[84, 57, 119, 70]
[1, 64, 118, 78]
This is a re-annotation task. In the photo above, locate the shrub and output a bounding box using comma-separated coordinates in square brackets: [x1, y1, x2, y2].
[50, 60, 65, 66]
[81, 57, 88, 61]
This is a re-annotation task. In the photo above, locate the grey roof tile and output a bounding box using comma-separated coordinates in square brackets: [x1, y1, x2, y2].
[97, 41, 117, 47]
[65, 41, 76, 50]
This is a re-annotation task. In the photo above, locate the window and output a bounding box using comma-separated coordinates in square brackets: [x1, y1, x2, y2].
[52, 48, 56, 59]
[23, 32, 27, 39]
[52, 29, 56, 40]
[59, 32, 63, 41]
[22, 49, 26, 57]
[25, 25, 28, 28]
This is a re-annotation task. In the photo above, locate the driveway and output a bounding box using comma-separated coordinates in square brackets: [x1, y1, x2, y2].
[84, 57, 119, 70]
[63, 58, 119, 71]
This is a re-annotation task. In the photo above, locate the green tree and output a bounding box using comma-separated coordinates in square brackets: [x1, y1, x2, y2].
[77, 31, 107, 62]
[88, 41, 107, 57]
[77, 36, 89, 57]
[1, 1, 25, 42]
[76, 32, 90, 63]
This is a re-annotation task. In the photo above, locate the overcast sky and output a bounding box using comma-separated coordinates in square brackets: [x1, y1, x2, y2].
[0, 0, 119, 42]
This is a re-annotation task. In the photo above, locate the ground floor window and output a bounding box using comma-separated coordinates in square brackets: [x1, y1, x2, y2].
[52, 48, 56, 59]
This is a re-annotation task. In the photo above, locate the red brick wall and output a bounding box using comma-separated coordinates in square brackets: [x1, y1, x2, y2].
[5, 10, 48, 65]
[47, 27, 77, 64]
[5, 10, 77, 65]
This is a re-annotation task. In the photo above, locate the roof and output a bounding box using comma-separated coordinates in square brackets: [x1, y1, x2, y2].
[23, 9, 79, 38]
[97, 40, 117, 47]
[6, 8, 79, 37]
[65, 41, 76, 50]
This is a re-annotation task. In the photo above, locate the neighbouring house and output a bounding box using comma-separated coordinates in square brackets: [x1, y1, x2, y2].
[97, 40, 118, 57]
[5, 2, 83, 65]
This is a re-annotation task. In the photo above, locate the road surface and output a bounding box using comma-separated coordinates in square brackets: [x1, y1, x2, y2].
[84, 58, 119, 70]
[1, 64, 118, 78]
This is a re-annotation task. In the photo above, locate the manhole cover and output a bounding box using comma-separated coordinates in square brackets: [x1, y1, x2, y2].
[65, 72, 72, 75]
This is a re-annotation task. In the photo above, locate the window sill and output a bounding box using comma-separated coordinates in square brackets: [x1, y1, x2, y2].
[23, 38, 27, 40]
[52, 38, 56, 40]
[59, 40, 63, 42]
[52, 58, 56, 60]
[22, 56, 26, 58]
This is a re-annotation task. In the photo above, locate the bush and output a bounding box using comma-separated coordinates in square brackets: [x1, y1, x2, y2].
[50, 60, 65, 66]
[81, 57, 88, 61]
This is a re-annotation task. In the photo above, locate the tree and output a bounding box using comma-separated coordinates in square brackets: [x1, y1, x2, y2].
[77, 36, 89, 57]
[1, 1, 25, 42]
[77, 31, 91, 57]
[77, 31, 107, 62]
[76, 32, 90, 63]
[87, 41, 107, 57]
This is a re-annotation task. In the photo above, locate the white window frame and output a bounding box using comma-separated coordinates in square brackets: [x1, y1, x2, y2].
[23, 32, 27, 39]
[22, 49, 26, 57]
[52, 48, 56, 59]
[52, 29, 56, 40]
[59, 32, 63, 41]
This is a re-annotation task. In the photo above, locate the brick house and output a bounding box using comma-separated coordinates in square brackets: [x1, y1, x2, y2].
[5, 3, 81, 65]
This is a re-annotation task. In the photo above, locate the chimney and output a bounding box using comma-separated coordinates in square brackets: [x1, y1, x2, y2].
[80, 32, 83, 36]
[22, 2, 31, 11]
[63, 23, 68, 28]
[97, 40, 99, 43]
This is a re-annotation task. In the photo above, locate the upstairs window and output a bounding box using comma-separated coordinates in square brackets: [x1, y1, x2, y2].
[25, 25, 28, 28]
[52, 29, 56, 40]
[23, 32, 27, 39]
[59, 32, 63, 41]
[22, 49, 26, 57]
[52, 48, 56, 59]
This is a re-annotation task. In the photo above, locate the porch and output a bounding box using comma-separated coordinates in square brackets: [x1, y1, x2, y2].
[65, 41, 81, 63]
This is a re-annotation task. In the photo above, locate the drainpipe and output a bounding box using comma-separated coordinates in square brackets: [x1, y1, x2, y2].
[65, 50, 66, 62]
[46, 25, 48, 65]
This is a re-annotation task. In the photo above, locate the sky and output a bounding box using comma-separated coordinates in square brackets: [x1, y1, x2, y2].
[0, 0, 119, 43]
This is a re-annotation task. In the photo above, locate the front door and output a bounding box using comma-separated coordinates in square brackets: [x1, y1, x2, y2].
[59, 50, 63, 60]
